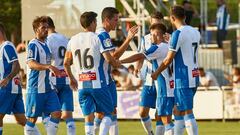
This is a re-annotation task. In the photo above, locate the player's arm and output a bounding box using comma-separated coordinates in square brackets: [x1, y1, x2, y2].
[112, 25, 139, 59]
[0, 60, 20, 87]
[64, 51, 77, 91]
[151, 51, 175, 80]
[102, 51, 121, 68]
[120, 53, 145, 64]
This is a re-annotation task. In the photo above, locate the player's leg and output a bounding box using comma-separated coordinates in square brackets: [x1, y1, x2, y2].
[175, 88, 198, 135]
[155, 115, 164, 135]
[108, 82, 118, 135]
[139, 86, 156, 135]
[59, 85, 76, 135]
[13, 93, 26, 127]
[92, 87, 114, 135]
[25, 93, 44, 135]
[0, 114, 5, 135]
[45, 90, 62, 135]
[78, 88, 95, 135]
[173, 106, 185, 135]
[157, 97, 174, 135]
[182, 88, 198, 135]
[94, 112, 104, 134]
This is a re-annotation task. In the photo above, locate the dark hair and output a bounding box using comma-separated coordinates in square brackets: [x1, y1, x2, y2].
[150, 11, 164, 20]
[182, 0, 192, 5]
[32, 16, 48, 32]
[101, 7, 119, 21]
[150, 23, 167, 34]
[170, 5, 186, 20]
[0, 23, 6, 38]
[80, 11, 97, 28]
[198, 67, 204, 71]
[44, 16, 55, 29]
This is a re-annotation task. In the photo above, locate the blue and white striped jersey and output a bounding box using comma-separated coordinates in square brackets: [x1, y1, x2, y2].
[138, 34, 154, 86]
[216, 5, 230, 30]
[47, 33, 69, 85]
[0, 41, 21, 93]
[169, 25, 201, 89]
[26, 39, 54, 93]
[67, 32, 112, 89]
[143, 43, 174, 97]
[96, 28, 116, 85]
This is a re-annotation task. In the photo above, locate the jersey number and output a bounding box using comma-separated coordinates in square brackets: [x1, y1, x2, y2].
[58, 46, 66, 66]
[75, 48, 94, 69]
[192, 42, 198, 64]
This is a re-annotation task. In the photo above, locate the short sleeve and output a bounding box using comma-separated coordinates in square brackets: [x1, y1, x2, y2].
[27, 43, 38, 61]
[169, 30, 181, 52]
[3, 45, 18, 63]
[138, 36, 145, 53]
[142, 45, 160, 61]
[98, 32, 115, 53]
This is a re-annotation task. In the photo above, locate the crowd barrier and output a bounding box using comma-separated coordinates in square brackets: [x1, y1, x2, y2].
[3, 86, 240, 123]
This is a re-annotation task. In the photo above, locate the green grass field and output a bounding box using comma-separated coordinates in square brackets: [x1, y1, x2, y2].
[2, 121, 240, 135]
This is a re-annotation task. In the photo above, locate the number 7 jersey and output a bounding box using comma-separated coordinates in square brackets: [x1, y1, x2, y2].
[67, 32, 110, 89]
[169, 25, 201, 89]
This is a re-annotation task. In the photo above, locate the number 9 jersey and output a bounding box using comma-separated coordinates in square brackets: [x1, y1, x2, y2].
[169, 25, 201, 89]
[67, 32, 110, 89]
[47, 33, 69, 85]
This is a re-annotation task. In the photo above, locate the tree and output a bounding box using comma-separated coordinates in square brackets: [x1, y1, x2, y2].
[0, 0, 21, 45]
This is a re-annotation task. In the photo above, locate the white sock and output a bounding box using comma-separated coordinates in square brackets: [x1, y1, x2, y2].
[34, 126, 41, 135]
[42, 116, 50, 130]
[47, 117, 60, 135]
[24, 121, 41, 135]
[155, 121, 164, 135]
[140, 116, 154, 135]
[109, 115, 118, 135]
[174, 115, 185, 135]
[184, 114, 198, 135]
[94, 117, 101, 134]
[164, 123, 174, 135]
[85, 122, 94, 135]
[66, 118, 76, 135]
[99, 116, 112, 135]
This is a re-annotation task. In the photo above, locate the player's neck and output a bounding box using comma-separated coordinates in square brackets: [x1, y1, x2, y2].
[36, 37, 45, 43]
[102, 23, 111, 33]
[48, 29, 56, 34]
[175, 21, 186, 29]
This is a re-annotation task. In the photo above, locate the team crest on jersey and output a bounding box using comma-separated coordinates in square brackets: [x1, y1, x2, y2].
[104, 39, 112, 47]
[28, 50, 33, 58]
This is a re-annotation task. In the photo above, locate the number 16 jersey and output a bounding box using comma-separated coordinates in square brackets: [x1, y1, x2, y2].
[67, 32, 110, 89]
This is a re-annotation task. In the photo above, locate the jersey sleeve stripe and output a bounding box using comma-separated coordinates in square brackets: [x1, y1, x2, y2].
[169, 30, 181, 51]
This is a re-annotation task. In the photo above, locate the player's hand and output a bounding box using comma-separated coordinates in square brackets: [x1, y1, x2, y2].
[126, 25, 139, 40]
[0, 78, 10, 87]
[115, 60, 122, 68]
[134, 69, 140, 78]
[151, 72, 158, 80]
[49, 65, 61, 77]
[70, 78, 78, 91]
[163, 33, 171, 43]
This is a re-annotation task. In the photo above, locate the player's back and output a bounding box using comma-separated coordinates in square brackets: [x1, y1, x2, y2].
[170, 25, 200, 88]
[47, 33, 69, 85]
[47, 33, 68, 69]
[68, 32, 107, 89]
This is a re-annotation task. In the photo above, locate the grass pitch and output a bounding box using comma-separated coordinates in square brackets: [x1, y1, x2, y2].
[3, 121, 240, 135]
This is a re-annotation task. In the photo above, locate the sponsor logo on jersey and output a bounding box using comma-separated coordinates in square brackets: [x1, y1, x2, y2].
[192, 69, 200, 77]
[28, 50, 33, 58]
[170, 80, 174, 89]
[14, 77, 20, 85]
[79, 72, 96, 81]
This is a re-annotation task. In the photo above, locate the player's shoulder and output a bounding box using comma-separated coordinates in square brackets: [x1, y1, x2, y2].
[28, 39, 39, 47]
[96, 28, 110, 38]
[2, 41, 14, 48]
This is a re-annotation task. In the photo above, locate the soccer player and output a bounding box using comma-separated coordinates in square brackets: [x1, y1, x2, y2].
[136, 11, 165, 135]
[44, 16, 76, 135]
[25, 16, 62, 135]
[95, 7, 138, 135]
[0, 23, 26, 135]
[120, 23, 174, 135]
[151, 6, 201, 135]
[64, 11, 121, 135]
